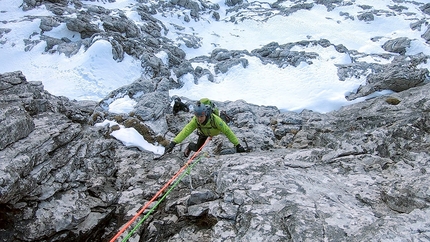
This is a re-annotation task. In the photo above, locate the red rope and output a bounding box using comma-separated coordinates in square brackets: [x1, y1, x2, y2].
[110, 137, 212, 242]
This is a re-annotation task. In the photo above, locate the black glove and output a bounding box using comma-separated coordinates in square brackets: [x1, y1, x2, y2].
[236, 144, 246, 153]
[166, 141, 176, 153]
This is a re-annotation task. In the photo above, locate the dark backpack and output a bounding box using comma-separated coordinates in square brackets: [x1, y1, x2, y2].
[219, 110, 231, 123]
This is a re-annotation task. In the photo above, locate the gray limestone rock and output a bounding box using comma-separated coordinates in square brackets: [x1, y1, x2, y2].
[2, 57, 430, 242]
[0, 102, 34, 150]
[2, 0, 430, 241]
[382, 37, 411, 55]
[346, 55, 429, 101]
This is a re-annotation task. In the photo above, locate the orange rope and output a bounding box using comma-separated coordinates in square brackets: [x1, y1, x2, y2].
[109, 137, 212, 242]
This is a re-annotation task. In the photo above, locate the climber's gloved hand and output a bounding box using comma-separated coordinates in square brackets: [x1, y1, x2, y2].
[236, 144, 246, 153]
[166, 141, 176, 153]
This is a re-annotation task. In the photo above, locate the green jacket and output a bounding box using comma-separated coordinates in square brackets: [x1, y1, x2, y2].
[173, 114, 239, 146]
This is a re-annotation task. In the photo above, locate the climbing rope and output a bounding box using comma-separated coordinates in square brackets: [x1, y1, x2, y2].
[122, 154, 204, 241]
[110, 137, 212, 242]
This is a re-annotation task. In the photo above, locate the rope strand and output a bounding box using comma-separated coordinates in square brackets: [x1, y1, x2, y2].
[122, 154, 204, 241]
[110, 137, 212, 242]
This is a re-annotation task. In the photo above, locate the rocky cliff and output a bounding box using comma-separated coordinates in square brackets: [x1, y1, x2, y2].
[1, 69, 430, 241]
[1, 0, 430, 241]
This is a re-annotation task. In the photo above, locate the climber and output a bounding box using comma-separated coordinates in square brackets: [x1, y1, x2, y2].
[172, 96, 189, 115]
[165, 99, 246, 157]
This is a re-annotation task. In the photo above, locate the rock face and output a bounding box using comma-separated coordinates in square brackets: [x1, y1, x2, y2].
[2, 0, 430, 241]
[345, 54, 429, 101]
[1, 68, 430, 241]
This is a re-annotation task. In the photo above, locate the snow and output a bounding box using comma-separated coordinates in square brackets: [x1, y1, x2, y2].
[1, 0, 430, 154]
[95, 120, 165, 155]
[108, 95, 137, 114]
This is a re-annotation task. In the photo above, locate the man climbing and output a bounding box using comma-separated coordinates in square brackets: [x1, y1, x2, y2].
[172, 96, 189, 115]
[165, 99, 246, 157]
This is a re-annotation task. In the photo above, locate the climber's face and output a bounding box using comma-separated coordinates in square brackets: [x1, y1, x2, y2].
[196, 114, 206, 124]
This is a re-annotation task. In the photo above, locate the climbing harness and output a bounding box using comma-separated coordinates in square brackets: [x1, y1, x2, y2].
[109, 137, 212, 242]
